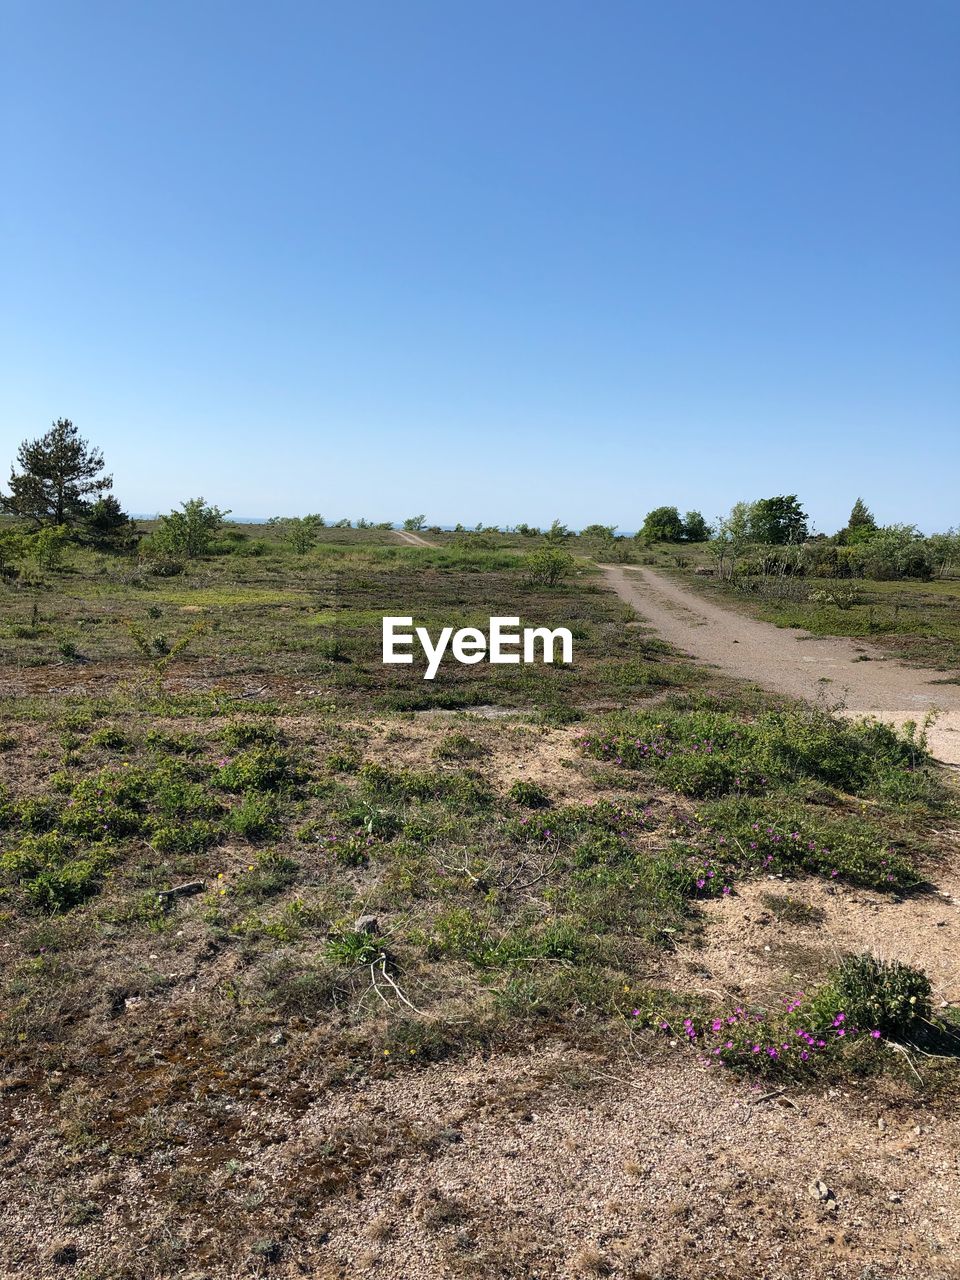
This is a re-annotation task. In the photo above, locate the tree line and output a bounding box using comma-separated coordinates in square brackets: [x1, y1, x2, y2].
[1, 420, 957, 582]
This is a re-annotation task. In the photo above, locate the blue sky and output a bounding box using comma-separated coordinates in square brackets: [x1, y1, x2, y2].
[2, 1, 958, 532]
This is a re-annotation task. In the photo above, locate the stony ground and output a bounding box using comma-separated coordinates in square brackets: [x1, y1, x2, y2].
[4, 1042, 960, 1279]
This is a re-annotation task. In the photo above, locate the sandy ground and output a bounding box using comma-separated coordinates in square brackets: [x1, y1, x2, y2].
[602, 565, 960, 767]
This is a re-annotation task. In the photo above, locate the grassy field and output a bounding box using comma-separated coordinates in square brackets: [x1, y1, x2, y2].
[1, 524, 958, 1277]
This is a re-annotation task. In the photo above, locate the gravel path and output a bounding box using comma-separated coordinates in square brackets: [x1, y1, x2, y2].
[602, 565, 960, 767]
[393, 529, 436, 547]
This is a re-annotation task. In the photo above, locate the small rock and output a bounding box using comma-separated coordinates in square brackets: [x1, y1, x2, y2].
[157, 880, 205, 904]
[877, 1118, 887, 1131]
[269, 1031, 284, 1046]
[809, 1179, 833, 1203]
[889, 1192, 903, 1203]
[354, 914, 380, 934]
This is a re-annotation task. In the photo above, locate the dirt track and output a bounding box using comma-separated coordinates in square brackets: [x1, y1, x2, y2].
[602, 565, 960, 767]
[393, 528, 435, 547]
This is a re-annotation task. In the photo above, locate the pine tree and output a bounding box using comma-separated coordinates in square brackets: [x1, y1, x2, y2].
[848, 497, 876, 531]
[2, 419, 112, 527]
[841, 497, 878, 545]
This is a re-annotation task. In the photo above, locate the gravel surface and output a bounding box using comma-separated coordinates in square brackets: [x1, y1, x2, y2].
[602, 566, 960, 767]
[4, 1046, 960, 1279]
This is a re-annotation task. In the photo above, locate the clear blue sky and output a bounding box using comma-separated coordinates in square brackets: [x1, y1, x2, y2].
[2, 1, 958, 532]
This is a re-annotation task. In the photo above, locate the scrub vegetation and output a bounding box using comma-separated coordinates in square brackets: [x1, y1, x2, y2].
[1, 428, 959, 1277]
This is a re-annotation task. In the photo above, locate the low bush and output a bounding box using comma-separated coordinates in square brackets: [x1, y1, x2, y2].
[579, 703, 937, 804]
[508, 779, 551, 808]
[807, 954, 932, 1041]
[219, 746, 296, 793]
[228, 791, 282, 839]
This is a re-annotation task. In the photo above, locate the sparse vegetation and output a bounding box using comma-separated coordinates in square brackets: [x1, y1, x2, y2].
[0, 510, 957, 1278]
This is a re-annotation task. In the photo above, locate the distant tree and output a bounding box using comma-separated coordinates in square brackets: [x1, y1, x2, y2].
[682, 510, 710, 542]
[275, 513, 325, 553]
[403, 514, 427, 531]
[837, 497, 878, 545]
[859, 525, 932, 581]
[580, 523, 616, 541]
[81, 495, 137, 550]
[927, 529, 960, 579]
[709, 502, 754, 580]
[750, 495, 808, 545]
[152, 498, 229, 559]
[638, 506, 685, 543]
[545, 519, 572, 542]
[514, 523, 541, 537]
[2, 419, 112, 528]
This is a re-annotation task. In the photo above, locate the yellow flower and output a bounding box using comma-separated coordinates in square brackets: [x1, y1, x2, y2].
[383, 1049, 390, 1056]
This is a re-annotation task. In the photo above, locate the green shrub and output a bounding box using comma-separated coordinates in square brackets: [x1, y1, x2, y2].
[359, 763, 492, 810]
[326, 749, 361, 773]
[15, 796, 58, 832]
[228, 791, 281, 839]
[696, 797, 918, 892]
[221, 720, 280, 749]
[89, 727, 126, 750]
[60, 770, 148, 838]
[24, 860, 103, 913]
[150, 819, 222, 854]
[508, 780, 551, 808]
[809, 954, 932, 1040]
[145, 729, 202, 755]
[580, 703, 937, 804]
[219, 746, 296, 793]
[526, 546, 575, 586]
[151, 498, 229, 559]
[234, 849, 299, 900]
[1, 833, 108, 913]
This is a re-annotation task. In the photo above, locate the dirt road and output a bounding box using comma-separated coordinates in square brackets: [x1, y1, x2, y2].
[602, 565, 960, 767]
[393, 528, 436, 547]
